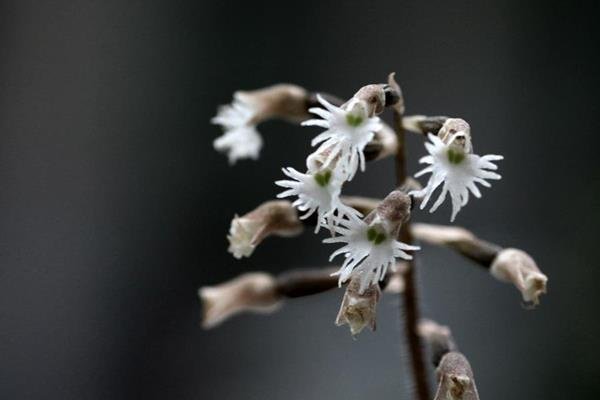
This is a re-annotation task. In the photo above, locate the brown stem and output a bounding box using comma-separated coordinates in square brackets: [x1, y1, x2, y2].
[411, 223, 501, 268]
[199, 266, 406, 328]
[390, 73, 430, 400]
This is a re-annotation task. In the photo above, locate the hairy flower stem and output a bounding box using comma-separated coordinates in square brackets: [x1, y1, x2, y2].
[391, 75, 430, 400]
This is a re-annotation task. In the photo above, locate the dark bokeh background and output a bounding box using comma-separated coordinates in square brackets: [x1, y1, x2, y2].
[1, 1, 598, 399]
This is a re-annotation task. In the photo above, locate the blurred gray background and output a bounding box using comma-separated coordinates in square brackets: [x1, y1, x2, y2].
[0, 1, 598, 399]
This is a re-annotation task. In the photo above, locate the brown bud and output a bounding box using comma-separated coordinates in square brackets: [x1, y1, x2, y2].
[235, 84, 309, 124]
[335, 277, 381, 337]
[490, 248, 548, 307]
[365, 190, 412, 230]
[199, 272, 281, 329]
[228, 200, 304, 259]
[402, 115, 449, 135]
[434, 352, 480, 400]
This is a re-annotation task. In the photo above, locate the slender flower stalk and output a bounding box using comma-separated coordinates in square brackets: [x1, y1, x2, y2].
[387, 72, 431, 400]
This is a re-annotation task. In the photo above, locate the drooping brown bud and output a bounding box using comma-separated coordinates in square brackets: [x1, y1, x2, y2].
[199, 273, 281, 329]
[227, 200, 304, 259]
[402, 115, 449, 136]
[335, 277, 381, 337]
[234, 84, 309, 124]
[490, 248, 548, 307]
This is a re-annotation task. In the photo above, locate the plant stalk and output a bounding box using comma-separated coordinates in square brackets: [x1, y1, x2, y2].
[392, 94, 430, 400]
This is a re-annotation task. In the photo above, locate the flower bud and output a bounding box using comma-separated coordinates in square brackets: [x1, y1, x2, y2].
[364, 190, 412, 233]
[234, 84, 309, 124]
[402, 115, 449, 135]
[490, 248, 548, 307]
[435, 352, 480, 400]
[199, 272, 281, 329]
[335, 277, 381, 336]
[228, 200, 304, 259]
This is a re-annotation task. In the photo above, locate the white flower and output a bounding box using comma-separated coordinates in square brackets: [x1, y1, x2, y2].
[212, 99, 263, 164]
[302, 95, 382, 181]
[275, 167, 360, 232]
[325, 214, 419, 293]
[227, 215, 263, 259]
[412, 133, 503, 222]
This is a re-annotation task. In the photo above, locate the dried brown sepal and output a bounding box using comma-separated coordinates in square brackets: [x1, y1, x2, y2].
[387, 72, 405, 114]
[336, 277, 381, 337]
[490, 248, 548, 307]
[199, 272, 281, 329]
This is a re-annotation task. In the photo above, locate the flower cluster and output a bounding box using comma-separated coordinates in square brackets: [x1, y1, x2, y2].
[212, 81, 515, 326]
[276, 94, 382, 234]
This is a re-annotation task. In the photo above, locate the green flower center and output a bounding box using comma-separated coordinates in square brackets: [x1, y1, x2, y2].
[346, 113, 364, 127]
[367, 227, 387, 245]
[447, 148, 465, 164]
[313, 170, 332, 187]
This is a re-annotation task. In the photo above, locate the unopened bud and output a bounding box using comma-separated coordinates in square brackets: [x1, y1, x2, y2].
[199, 272, 281, 329]
[364, 190, 412, 233]
[402, 115, 449, 135]
[490, 248, 548, 307]
[228, 200, 304, 259]
[234, 84, 309, 124]
[335, 277, 381, 337]
[435, 352, 480, 400]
